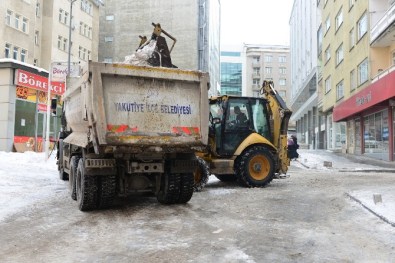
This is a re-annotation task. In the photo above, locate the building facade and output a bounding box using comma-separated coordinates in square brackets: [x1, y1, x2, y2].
[0, 0, 101, 152]
[98, 0, 221, 96]
[331, 0, 395, 161]
[242, 44, 291, 109]
[289, 0, 321, 148]
[220, 50, 242, 96]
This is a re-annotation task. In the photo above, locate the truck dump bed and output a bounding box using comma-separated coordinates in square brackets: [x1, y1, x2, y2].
[64, 61, 209, 152]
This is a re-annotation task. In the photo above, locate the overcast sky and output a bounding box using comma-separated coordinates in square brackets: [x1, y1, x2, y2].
[220, 0, 294, 48]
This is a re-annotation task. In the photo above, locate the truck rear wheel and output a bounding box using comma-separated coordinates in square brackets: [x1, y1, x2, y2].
[237, 146, 275, 188]
[178, 173, 194, 203]
[69, 156, 80, 200]
[98, 175, 116, 209]
[76, 159, 98, 211]
[157, 172, 181, 204]
[193, 157, 210, 192]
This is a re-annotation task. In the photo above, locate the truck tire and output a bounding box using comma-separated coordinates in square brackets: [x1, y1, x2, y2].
[193, 157, 210, 192]
[69, 156, 80, 200]
[76, 159, 98, 211]
[98, 175, 116, 209]
[237, 146, 275, 188]
[178, 173, 194, 203]
[214, 174, 237, 182]
[157, 172, 181, 204]
[58, 140, 68, 180]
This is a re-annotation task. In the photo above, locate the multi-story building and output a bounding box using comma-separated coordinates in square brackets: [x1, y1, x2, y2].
[330, 0, 395, 161]
[242, 44, 292, 109]
[220, 50, 242, 96]
[0, 0, 101, 152]
[289, 0, 321, 148]
[98, 0, 220, 96]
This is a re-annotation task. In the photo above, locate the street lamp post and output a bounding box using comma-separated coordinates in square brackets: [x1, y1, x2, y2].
[68, 0, 77, 75]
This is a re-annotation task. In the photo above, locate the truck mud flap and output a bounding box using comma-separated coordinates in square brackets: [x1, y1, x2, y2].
[170, 159, 198, 173]
[84, 159, 117, 176]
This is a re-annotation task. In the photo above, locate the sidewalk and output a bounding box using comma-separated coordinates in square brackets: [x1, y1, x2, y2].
[291, 149, 395, 227]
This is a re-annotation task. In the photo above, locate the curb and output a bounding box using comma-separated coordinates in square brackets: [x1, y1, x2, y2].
[346, 192, 395, 227]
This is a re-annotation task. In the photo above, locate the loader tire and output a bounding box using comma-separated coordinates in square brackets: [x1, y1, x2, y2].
[157, 172, 181, 204]
[193, 157, 210, 192]
[69, 156, 80, 200]
[76, 159, 98, 211]
[214, 174, 237, 182]
[98, 175, 116, 209]
[58, 140, 68, 180]
[178, 173, 194, 203]
[237, 146, 275, 188]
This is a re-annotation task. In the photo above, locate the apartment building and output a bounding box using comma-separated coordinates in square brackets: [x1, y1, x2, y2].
[328, 0, 395, 161]
[98, 0, 221, 96]
[0, 0, 101, 152]
[242, 45, 292, 110]
[289, 0, 321, 148]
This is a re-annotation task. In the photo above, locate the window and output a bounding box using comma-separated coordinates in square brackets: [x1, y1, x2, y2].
[22, 18, 28, 33]
[392, 51, 395, 65]
[335, 8, 343, 31]
[5, 43, 11, 58]
[20, 49, 27, 62]
[88, 27, 92, 39]
[357, 12, 367, 40]
[279, 56, 286, 63]
[36, 2, 41, 17]
[253, 56, 260, 63]
[325, 46, 331, 63]
[279, 67, 286, 74]
[325, 76, 331, 93]
[349, 28, 355, 49]
[325, 16, 330, 33]
[278, 90, 286, 99]
[349, 0, 355, 9]
[15, 14, 20, 29]
[317, 26, 323, 54]
[336, 80, 344, 100]
[58, 36, 62, 49]
[253, 67, 260, 75]
[35, 31, 39, 45]
[336, 44, 343, 65]
[265, 55, 272, 63]
[64, 11, 69, 25]
[106, 15, 114, 21]
[350, 69, 356, 91]
[63, 38, 67, 51]
[358, 58, 368, 85]
[88, 51, 91, 60]
[34, 59, 38, 66]
[6, 10, 12, 26]
[13, 47, 19, 60]
[59, 9, 63, 22]
[105, 36, 114, 42]
[253, 79, 260, 85]
[104, 57, 113, 63]
[279, 79, 286, 86]
[265, 67, 272, 74]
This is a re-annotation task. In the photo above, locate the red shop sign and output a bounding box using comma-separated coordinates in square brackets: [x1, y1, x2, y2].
[16, 69, 65, 95]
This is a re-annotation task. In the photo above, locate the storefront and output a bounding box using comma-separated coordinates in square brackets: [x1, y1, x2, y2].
[0, 60, 64, 152]
[333, 70, 395, 161]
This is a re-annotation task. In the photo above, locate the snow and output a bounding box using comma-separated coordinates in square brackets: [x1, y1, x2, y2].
[0, 149, 394, 226]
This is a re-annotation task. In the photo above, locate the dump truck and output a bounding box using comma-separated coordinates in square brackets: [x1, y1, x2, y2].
[193, 80, 292, 191]
[57, 24, 209, 211]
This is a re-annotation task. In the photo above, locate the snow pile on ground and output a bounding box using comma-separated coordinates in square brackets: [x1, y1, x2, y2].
[0, 151, 61, 222]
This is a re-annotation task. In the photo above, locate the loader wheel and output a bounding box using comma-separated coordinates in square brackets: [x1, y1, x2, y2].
[193, 157, 210, 192]
[214, 174, 237, 182]
[76, 159, 98, 211]
[237, 146, 275, 187]
[98, 175, 116, 209]
[58, 141, 68, 180]
[178, 173, 194, 203]
[157, 172, 181, 204]
[69, 156, 80, 200]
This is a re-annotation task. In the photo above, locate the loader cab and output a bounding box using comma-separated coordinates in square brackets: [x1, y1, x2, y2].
[209, 96, 272, 156]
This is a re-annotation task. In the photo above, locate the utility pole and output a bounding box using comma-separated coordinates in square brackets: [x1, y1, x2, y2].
[68, 0, 77, 75]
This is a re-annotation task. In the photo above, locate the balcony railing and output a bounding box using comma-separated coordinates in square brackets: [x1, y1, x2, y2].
[371, 64, 395, 83]
[371, 4, 395, 43]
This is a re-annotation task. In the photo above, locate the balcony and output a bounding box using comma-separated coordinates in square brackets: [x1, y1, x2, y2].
[371, 3, 395, 47]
